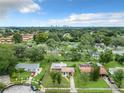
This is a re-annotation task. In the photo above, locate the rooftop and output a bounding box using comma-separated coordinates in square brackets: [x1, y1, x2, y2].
[61, 67, 75, 73]
[16, 63, 40, 72]
[51, 62, 67, 70]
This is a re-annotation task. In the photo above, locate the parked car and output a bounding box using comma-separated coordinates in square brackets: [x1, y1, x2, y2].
[31, 85, 38, 91]
[108, 77, 115, 84]
[31, 72, 35, 77]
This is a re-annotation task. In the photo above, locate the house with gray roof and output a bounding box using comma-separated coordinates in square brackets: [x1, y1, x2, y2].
[51, 62, 67, 71]
[15, 63, 40, 72]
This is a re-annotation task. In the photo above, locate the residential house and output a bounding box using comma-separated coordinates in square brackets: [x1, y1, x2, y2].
[61, 67, 75, 76]
[95, 43, 105, 49]
[51, 62, 75, 76]
[0, 36, 13, 44]
[16, 63, 40, 72]
[112, 50, 124, 55]
[109, 67, 124, 75]
[22, 34, 33, 42]
[79, 64, 107, 76]
[51, 62, 67, 71]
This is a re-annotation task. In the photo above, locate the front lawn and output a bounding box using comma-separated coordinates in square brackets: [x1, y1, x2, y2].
[74, 67, 108, 88]
[75, 77, 108, 88]
[42, 66, 69, 88]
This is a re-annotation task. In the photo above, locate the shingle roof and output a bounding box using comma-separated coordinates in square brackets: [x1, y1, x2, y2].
[61, 67, 74, 73]
[16, 63, 40, 72]
[51, 62, 67, 70]
[79, 64, 107, 75]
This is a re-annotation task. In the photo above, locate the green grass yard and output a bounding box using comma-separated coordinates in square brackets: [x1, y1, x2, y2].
[74, 66, 109, 88]
[63, 61, 109, 88]
[42, 70, 69, 88]
[75, 78, 109, 88]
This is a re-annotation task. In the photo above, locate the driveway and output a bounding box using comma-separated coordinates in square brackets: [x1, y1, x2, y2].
[70, 76, 77, 93]
[103, 77, 120, 93]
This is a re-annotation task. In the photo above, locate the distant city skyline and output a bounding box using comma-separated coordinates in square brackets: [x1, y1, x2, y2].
[0, 0, 124, 27]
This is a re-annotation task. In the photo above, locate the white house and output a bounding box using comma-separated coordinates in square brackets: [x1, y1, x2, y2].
[109, 67, 124, 75]
[51, 62, 67, 71]
[61, 67, 75, 76]
[16, 63, 40, 72]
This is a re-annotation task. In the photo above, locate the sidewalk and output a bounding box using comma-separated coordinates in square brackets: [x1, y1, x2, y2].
[103, 77, 120, 93]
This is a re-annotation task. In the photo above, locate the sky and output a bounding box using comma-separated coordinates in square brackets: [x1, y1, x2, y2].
[0, 0, 124, 27]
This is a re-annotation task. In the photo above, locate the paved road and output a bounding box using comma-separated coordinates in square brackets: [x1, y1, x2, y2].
[103, 77, 120, 93]
[70, 76, 77, 93]
[3, 85, 35, 93]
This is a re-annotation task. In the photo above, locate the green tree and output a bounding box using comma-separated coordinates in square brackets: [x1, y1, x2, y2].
[90, 64, 100, 81]
[34, 32, 49, 43]
[113, 70, 124, 88]
[99, 50, 113, 64]
[24, 46, 45, 62]
[65, 50, 82, 61]
[14, 44, 26, 59]
[56, 72, 62, 85]
[78, 33, 95, 52]
[13, 32, 22, 43]
[48, 32, 60, 42]
[63, 33, 73, 41]
[115, 54, 124, 64]
[50, 72, 62, 85]
[50, 71, 57, 84]
[103, 36, 111, 46]
[46, 39, 58, 49]
[0, 45, 17, 75]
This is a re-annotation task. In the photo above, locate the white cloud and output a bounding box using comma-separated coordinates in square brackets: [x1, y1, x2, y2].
[48, 13, 124, 26]
[0, 0, 40, 17]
